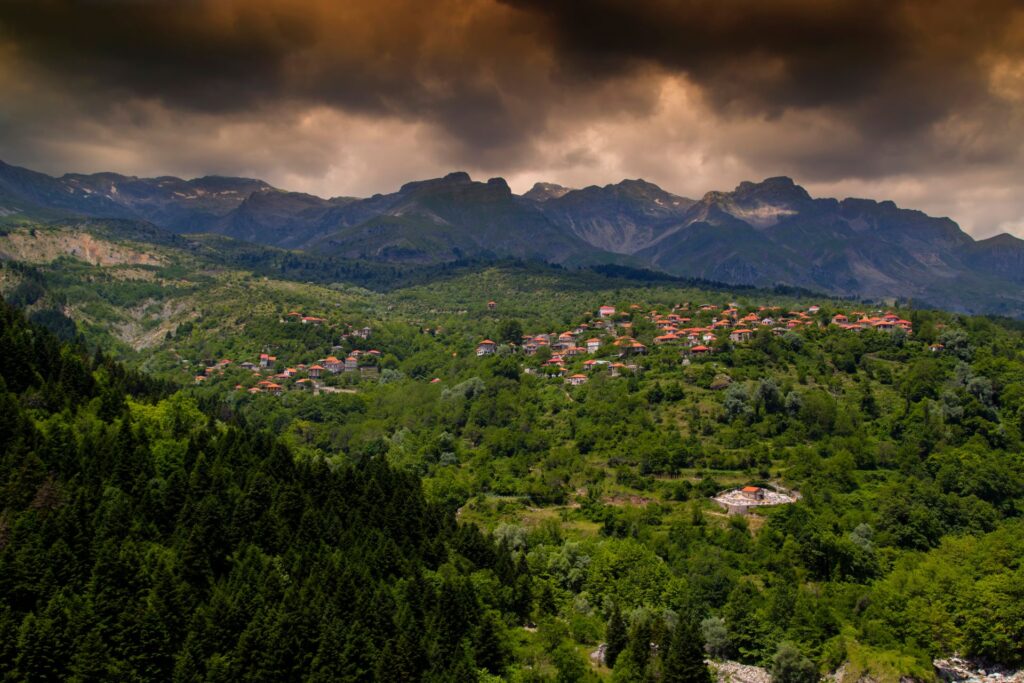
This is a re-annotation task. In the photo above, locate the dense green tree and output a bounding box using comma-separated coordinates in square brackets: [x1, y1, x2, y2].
[663, 620, 713, 683]
[605, 603, 629, 669]
[770, 642, 819, 683]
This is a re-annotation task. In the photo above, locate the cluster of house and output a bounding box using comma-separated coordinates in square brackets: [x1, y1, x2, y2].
[829, 312, 914, 333]
[282, 311, 372, 339]
[475, 301, 917, 384]
[648, 304, 911, 349]
[194, 347, 382, 395]
[190, 313, 380, 393]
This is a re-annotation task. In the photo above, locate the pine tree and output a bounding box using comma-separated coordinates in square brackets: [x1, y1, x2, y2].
[68, 628, 112, 682]
[663, 620, 712, 683]
[605, 603, 628, 668]
[474, 611, 510, 676]
[614, 618, 654, 682]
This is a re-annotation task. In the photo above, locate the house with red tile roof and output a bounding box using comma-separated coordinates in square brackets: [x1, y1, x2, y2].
[741, 486, 765, 500]
[729, 328, 753, 343]
[476, 339, 497, 356]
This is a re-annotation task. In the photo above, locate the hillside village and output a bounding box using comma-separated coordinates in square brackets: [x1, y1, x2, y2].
[477, 301, 917, 385]
[192, 314, 379, 394]
[190, 295, 924, 396]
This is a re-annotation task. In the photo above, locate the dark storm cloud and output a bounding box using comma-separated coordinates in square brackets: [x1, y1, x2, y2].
[0, 0, 564, 161]
[506, 0, 908, 108]
[507, 0, 1022, 160]
[2, 1, 1020, 166]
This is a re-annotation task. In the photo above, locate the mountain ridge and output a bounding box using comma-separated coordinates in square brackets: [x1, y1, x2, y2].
[2, 159, 1023, 315]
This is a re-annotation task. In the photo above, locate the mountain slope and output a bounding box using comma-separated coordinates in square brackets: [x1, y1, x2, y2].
[538, 179, 695, 254]
[0, 160, 271, 228]
[309, 173, 609, 264]
[960, 233, 1024, 285]
[637, 177, 1023, 312]
[2, 159, 1024, 315]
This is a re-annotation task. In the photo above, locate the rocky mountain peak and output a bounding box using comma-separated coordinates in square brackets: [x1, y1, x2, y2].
[523, 182, 573, 202]
[733, 176, 812, 204]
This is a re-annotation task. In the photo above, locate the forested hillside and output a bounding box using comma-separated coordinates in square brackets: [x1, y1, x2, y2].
[0, 301, 537, 681]
[1, 228, 1023, 682]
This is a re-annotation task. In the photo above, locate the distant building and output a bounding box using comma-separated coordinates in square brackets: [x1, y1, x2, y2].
[729, 328, 752, 343]
[740, 486, 764, 501]
[713, 484, 797, 515]
[476, 339, 497, 356]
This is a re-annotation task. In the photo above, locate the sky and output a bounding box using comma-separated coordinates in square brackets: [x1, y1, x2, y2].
[1, 0, 1023, 238]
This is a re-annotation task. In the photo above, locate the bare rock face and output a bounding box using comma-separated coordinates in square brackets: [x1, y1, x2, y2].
[0, 230, 162, 267]
[710, 660, 772, 683]
[935, 657, 1024, 683]
[523, 182, 573, 202]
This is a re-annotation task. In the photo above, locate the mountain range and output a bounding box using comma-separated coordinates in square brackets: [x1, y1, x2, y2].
[3, 158, 1024, 315]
